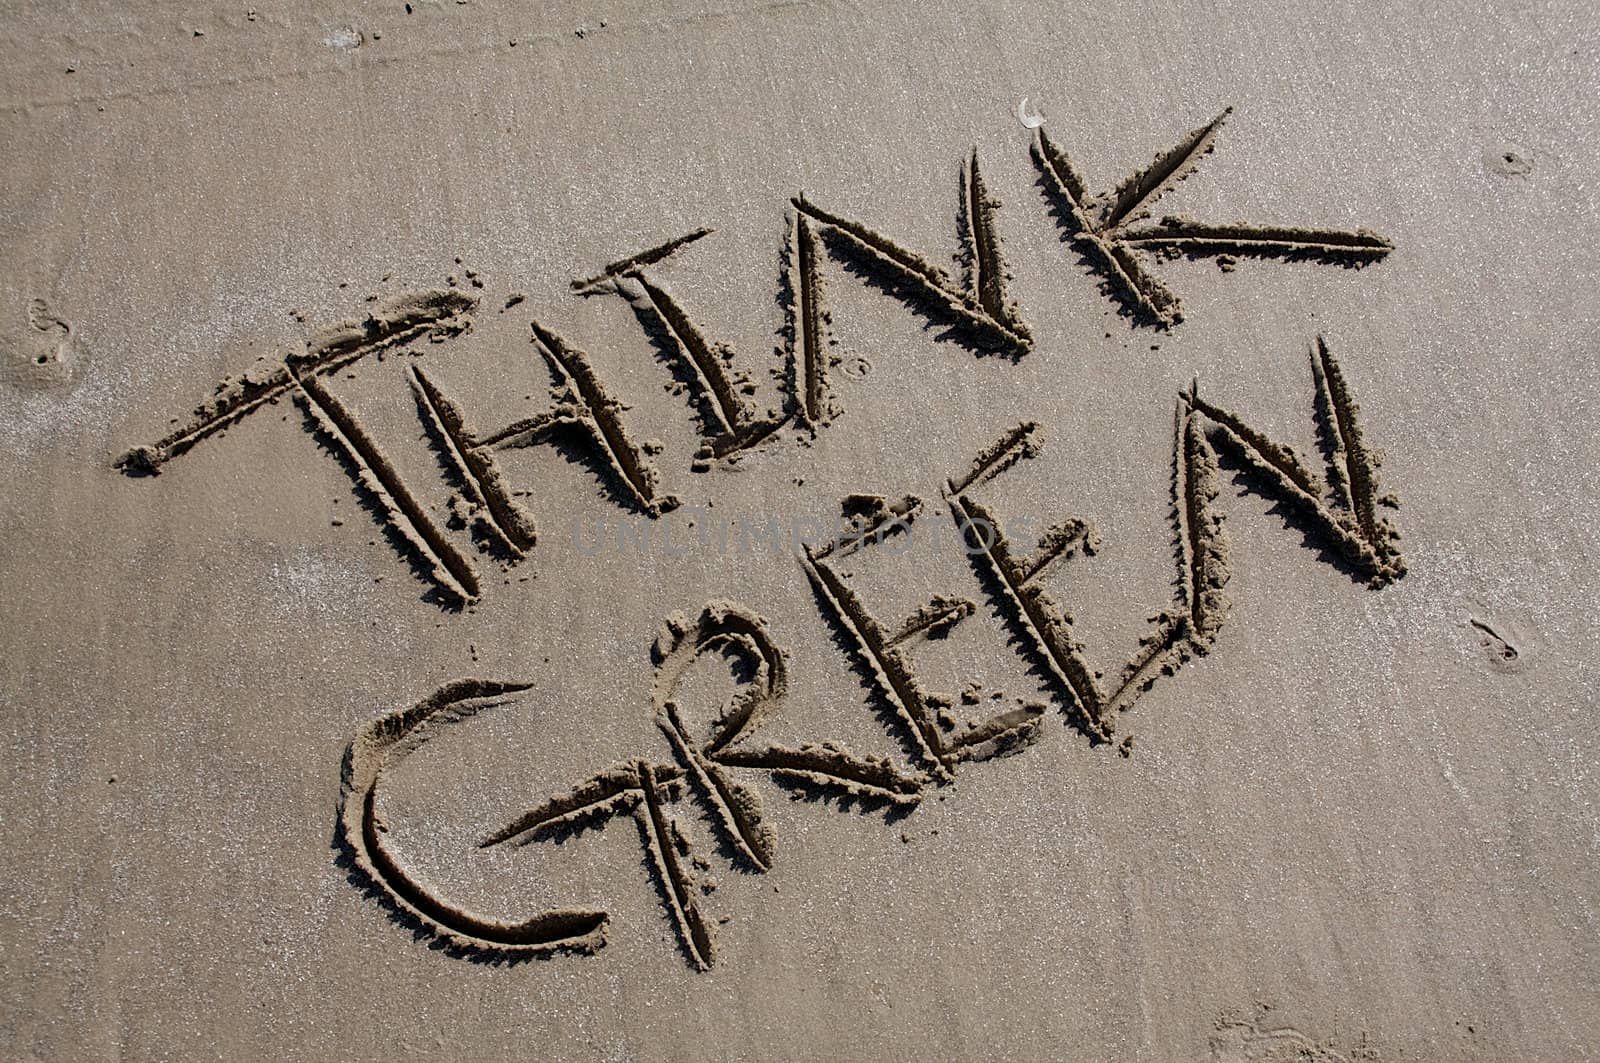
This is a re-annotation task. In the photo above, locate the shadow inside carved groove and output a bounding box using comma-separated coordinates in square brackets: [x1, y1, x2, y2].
[296, 395, 473, 612]
[1032, 141, 1181, 328]
[335, 680, 611, 963]
[117, 290, 487, 608]
[525, 321, 673, 514]
[801, 503, 1052, 775]
[573, 229, 793, 466]
[798, 196, 1032, 360]
[956, 149, 1033, 344]
[570, 228, 714, 295]
[409, 364, 537, 564]
[780, 210, 837, 427]
[1030, 108, 1391, 329]
[92, 112, 1411, 973]
[1188, 338, 1405, 587]
[448, 602, 938, 970]
[945, 340, 1404, 750]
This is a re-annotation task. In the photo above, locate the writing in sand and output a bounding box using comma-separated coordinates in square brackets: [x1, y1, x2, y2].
[116, 107, 1403, 969]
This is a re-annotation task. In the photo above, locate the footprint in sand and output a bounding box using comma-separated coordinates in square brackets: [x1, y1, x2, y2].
[2, 297, 80, 389]
[1209, 1016, 1374, 1062]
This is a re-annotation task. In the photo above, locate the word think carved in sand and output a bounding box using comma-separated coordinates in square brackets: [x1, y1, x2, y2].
[337, 343, 1404, 969]
[116, 108, 1391, 609]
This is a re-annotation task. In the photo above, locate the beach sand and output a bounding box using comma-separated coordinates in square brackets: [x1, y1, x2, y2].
[2, 2, 1597, 1059]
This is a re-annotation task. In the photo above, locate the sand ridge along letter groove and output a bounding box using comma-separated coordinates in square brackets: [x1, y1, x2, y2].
[1031, 108, 1391, 327]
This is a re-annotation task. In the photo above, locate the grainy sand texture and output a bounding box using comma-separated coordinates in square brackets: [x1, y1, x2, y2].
[2, 2, 1597, 1060]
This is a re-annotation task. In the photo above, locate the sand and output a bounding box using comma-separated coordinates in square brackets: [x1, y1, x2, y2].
[2, 1, 1598, 1060]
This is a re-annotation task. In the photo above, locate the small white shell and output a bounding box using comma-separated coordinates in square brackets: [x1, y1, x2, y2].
[1016, 97, 1045, 129]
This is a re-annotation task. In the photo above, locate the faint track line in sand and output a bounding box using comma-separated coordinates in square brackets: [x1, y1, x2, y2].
[5, 0, 831, 115]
